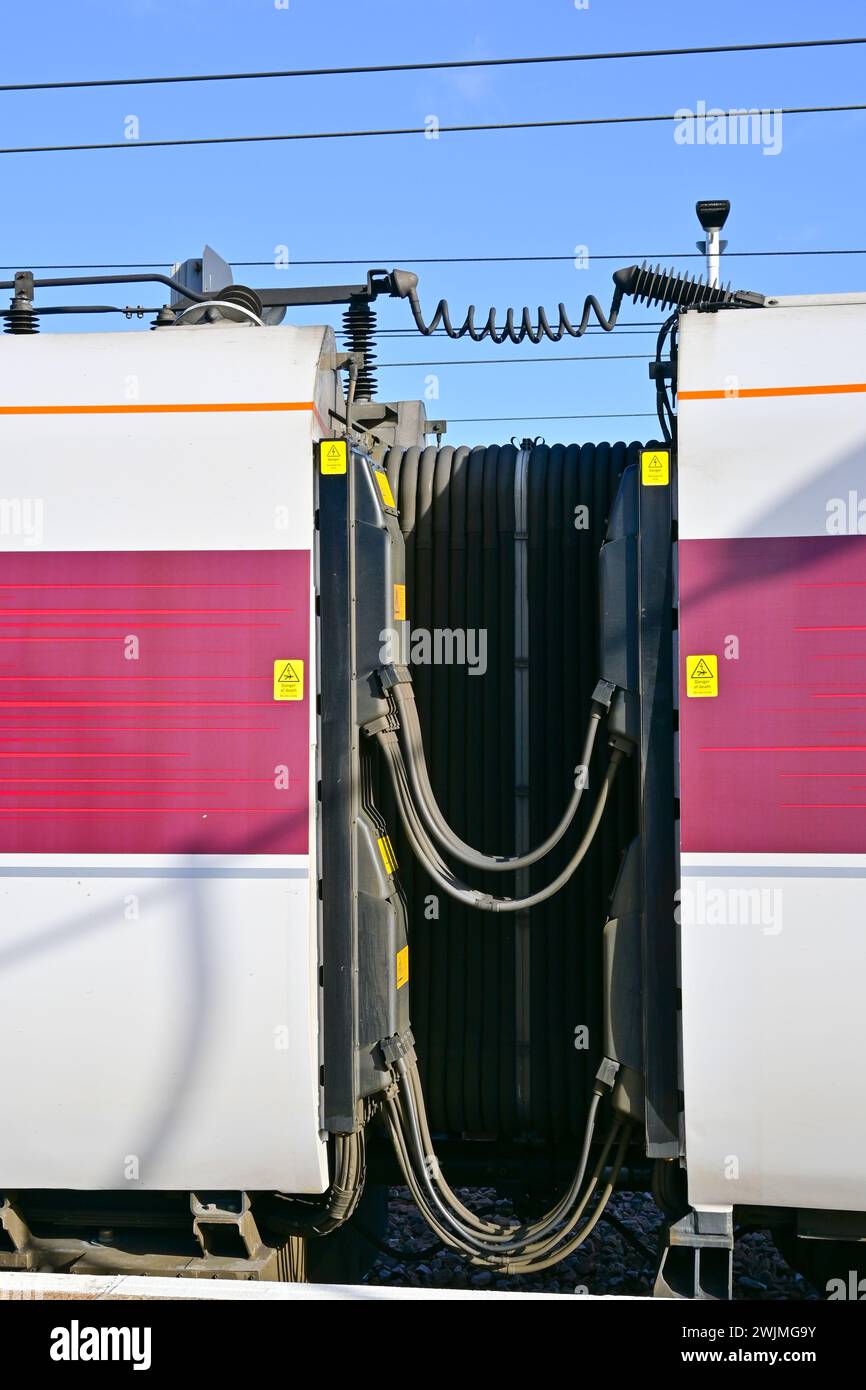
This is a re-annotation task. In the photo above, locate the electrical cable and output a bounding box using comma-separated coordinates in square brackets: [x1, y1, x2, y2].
[389, 1064, 524, 1255]
[5, 248, 866, 269]
[403, 1063, 523, 1238]
[344, 355, 359, 438]
[391, 679, 602, 870]
[506, 1125, 631, 1272]
[449, 413, 658, 423]
[373, 691, 632, 1266]
[404, 275, 626, 344]
[600, 1209, 656, 1266]
[2, 103, 864, 156]
[385, 1061, 631, 1269]
[255, 1130, 366, 1238]
[377, 726, 624, 912]
[399, 259, 762, 346]
[404, 1058, 601, 1245]
[653, 312, 678, 444]
[4, 36, 864, 92]
[376, 352, 654, 367]
[231, 247, 866, 266]
[385, 1078, 563, 1255]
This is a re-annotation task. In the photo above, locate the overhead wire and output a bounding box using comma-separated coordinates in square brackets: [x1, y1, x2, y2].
[2, 35, 864, 92]
[1, 103, 864, 156]
[4, 249, 866, 269]
[376, 353, 654, 366]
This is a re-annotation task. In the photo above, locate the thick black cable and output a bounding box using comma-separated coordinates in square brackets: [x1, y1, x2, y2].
[405, 281, 625, 344]
[599, 1210, 656, 1266]
[3, 36, 864, 93]
[654, 313, 678, 444]
[2, 103, 864, 156]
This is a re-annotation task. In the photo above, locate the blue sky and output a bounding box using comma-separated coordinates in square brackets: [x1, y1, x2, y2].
[1, 0, 865, 447]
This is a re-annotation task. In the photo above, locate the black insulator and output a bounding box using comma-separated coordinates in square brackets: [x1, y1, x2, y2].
[612, 261, 762, 313]
[4, 271, 39, 334]
[150, 305, 177, 330]
[628, 261, 733, 310]
[342, 297, 378, 400]
[3, 306, 39, 334]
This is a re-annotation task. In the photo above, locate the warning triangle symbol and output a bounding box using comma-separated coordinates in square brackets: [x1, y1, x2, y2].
[278, 661, 299, 683]
[690, 658, 713, 680]
[326, 444, 340, 459]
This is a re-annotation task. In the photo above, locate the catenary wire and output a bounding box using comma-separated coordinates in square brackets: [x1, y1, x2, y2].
[0, 103, 863, 156]
[2, 35, 864, 92]
[3, 249, 864, 270]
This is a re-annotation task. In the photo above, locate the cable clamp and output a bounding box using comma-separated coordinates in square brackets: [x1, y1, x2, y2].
[608, 731, 635, 759]
[362, 711, 400, 738]
[378, 663, 413, 692]
[379, 1028, 417, 1069]
[648, 360, 674, 383]
[591, 678, 617, 713]
[594, 1056, 620, 1094]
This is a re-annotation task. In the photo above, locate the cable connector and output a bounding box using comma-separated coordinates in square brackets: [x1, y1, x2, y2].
[591, 678, 617, 714]
[607, 731, 635, 759]
[362, 711, 400, 738]
[477, 892, 507, 912]
[378, 663, 413, 693]
[594, 1056, 620, 1094]
[379, 1028, 417, 1069]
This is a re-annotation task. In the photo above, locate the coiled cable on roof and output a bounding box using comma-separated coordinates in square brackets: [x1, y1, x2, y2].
[393, 260, 764, 344]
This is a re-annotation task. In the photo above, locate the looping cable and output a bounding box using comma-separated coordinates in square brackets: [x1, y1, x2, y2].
[396, 259, 764, 345]
[405, 284, 625, 344]
[391, 679, 604, 871]
[383, 1053, 631, 1270]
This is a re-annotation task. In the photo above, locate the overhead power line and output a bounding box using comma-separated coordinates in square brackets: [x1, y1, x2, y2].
[7, 249, 866, 270]
[449, 413, 657, 422]
[370, 326, 662, 336]
[377, 353, 653, 366]
[234, 248, 866, 265]
[1, 103, 863, 157]
[2, 248, 865, 270]
[1, 36, 864, 93]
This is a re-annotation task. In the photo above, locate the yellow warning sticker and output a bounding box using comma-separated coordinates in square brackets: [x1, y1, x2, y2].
[377, 835, 397, 875]
[373, 469, 397, 509]
[393, 582, 407, 621]
[641, 449, 670, 486]
[686, 654, 718, 698]
[320, 440, 347, 474]
[273, 659, 304, 701]
[396, 945, 409, 990]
